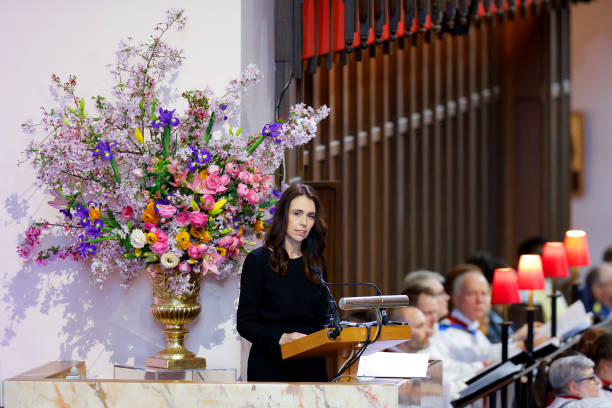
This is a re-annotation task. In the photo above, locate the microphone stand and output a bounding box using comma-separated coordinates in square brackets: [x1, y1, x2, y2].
[327, 282, 389, 324]
[312, 268, 343, 340]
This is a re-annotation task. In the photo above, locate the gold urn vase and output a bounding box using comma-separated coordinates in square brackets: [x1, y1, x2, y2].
[145, 264, 207, 369]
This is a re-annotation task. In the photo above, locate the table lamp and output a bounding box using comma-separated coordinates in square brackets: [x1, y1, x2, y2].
[541, 242, 569, 337]
[517, 254, 545, 356]
[491, 268, 521, 361]
[564, 230, 590, 302]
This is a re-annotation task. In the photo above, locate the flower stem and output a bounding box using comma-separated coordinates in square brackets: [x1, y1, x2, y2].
[203, 112, 215, 145]
[247, 135, 266, 156]
[110, 158, 121, 184]
[162, 126, 171, 158]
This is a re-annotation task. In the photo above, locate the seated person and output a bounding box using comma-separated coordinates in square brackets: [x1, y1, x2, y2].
[547, 355, 608, 407]
[402, 270, 450, 322]
[385, 306, 433, 353]
[401, 283, 440, 330]
[576, 330, 612, 401]
[584, 264, 612, 320]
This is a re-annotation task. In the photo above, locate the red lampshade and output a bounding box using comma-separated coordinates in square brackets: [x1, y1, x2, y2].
[491, 268, 522, 304]
[564, 230, 590, 267]
[517, 254, 546, 290]
[541, 242, 569, 278]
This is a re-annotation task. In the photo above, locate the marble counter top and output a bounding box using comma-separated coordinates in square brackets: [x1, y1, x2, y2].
[3, 379, 398, 408]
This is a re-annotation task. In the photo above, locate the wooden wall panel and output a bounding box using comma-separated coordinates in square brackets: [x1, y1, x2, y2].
[279, 8, 571, 293]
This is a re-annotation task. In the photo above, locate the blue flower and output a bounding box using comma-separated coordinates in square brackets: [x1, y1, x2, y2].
[152, 108, 180, 128]
[76, 235, 97, 258]
[75, 204, 88, 219]
[262, 123, 282, 142]
[92, 141, 117, 161]
[187, 145, 212, 171]
[60, 208, 72, 220]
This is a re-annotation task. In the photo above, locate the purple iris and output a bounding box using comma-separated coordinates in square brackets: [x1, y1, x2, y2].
[187, 145, 212, 171]
[92, 141, 117, 161]
[154, 194, 171, 213]
[86, 219, 104, 237]
[152, 108, 180, 129]
[272, 189, 282, 199]
[76, 235, 97, 258]
[232, 218, 240, 230]
[80, 217, 90, 228]
[262, 123, 282, 144]
[60, 208, 72, 220]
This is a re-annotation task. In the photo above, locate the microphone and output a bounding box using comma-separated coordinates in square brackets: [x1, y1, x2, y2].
[312, 267, 343, 340]
[339, 295, 410, 310]
[327, 282, 391, 325]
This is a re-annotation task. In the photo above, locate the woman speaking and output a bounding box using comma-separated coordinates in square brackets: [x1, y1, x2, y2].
[237, 183, 330, 382]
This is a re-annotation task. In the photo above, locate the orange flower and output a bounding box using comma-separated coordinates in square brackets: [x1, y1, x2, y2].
[142, 201, 159, 223]
[176, 231, 191, 250]
[190, 227, 205, 240]
[88, 207, 101, 221]
[254, 220, 265, 233]
[201, 230, 212, 244]
[217, 247, 227, 257]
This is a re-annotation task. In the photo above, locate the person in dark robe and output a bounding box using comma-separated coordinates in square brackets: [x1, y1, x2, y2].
[237, 183, 330, 382]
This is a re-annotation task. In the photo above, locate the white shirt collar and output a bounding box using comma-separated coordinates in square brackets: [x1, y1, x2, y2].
[450, 308, 480, 332]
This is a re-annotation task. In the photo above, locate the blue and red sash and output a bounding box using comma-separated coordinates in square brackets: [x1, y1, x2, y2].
[439, 315, 478, 335]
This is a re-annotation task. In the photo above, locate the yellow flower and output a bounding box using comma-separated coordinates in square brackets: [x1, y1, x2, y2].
[146, 233, 158, 245]
[88, 207, 101, 221]
[199, 169, 208, 180]
[176, 231, 191, 250]
[201, 230, 212, 244]
[217, 247, 227, 257]
[134, 248, 142, 257]
[134, 128, 144, 144]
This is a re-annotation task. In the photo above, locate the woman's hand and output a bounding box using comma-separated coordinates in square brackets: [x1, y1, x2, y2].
[279, 332, 307, 345]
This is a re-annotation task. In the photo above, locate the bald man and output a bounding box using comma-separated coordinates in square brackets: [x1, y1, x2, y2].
[431, 271, 528, 365]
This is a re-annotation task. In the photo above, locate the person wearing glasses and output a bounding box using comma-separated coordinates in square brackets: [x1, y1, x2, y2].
[547, 355, 610, 407]
[576, 330, 612, 402]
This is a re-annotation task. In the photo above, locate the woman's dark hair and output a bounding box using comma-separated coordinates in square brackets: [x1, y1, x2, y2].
[264, 183, 327, 282]
[577, 330, 612, 370]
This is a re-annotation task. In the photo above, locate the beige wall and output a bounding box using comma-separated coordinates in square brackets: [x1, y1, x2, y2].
[570, 1, 612, 271]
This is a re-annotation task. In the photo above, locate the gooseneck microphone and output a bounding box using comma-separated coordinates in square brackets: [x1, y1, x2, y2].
[327, 282, 390, 325]
[312, 267, 343, 340]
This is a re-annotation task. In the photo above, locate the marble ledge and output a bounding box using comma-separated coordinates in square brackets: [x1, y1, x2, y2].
[3, 380, 398, 408]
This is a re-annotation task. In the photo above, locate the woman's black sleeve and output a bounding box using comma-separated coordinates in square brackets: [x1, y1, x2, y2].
[236, 252, 284, 357]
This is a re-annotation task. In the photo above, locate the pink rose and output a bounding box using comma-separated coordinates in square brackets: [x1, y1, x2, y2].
[200, 195, 215, 211]
[121, 206, 133, 219]
[156, 230, 168, 243]
[237, 183, 249, 198]
[219, 236, 239, 252]
[178, 262, 191, 274]
[203, 174, 229, 194]
[262, 175, 274, 190]
[144, 223, 157, 231]
[175, 211, 191, 226]
[238, 170, 254, 184]
[247, 189, 259, 205]
[157, 204, 177, 219]
[190, 212, 209, 228]
[207, 164, 221, 175]
[188, 244, 208, 259]
[151, 241, 170, 255]
[225, 162, 240, 177]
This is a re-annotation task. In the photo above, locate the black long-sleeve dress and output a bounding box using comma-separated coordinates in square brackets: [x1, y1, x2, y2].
[236, 246, 329, 382]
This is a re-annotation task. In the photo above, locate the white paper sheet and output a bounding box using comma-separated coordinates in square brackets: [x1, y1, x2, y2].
[356, 352, 430, 378]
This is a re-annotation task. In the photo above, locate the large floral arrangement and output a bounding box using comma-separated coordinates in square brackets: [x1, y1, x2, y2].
[17, 9, 329, 294]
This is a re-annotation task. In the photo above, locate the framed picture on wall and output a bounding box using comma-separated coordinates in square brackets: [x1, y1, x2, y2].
[570, 112, 585, 197]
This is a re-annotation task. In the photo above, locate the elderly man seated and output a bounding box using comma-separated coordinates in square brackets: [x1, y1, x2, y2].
[431, 268, 547, 365]
[547, 355, 609, 407]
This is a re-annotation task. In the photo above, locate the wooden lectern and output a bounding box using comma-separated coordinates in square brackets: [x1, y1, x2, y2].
[281, 325, 412, 382]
